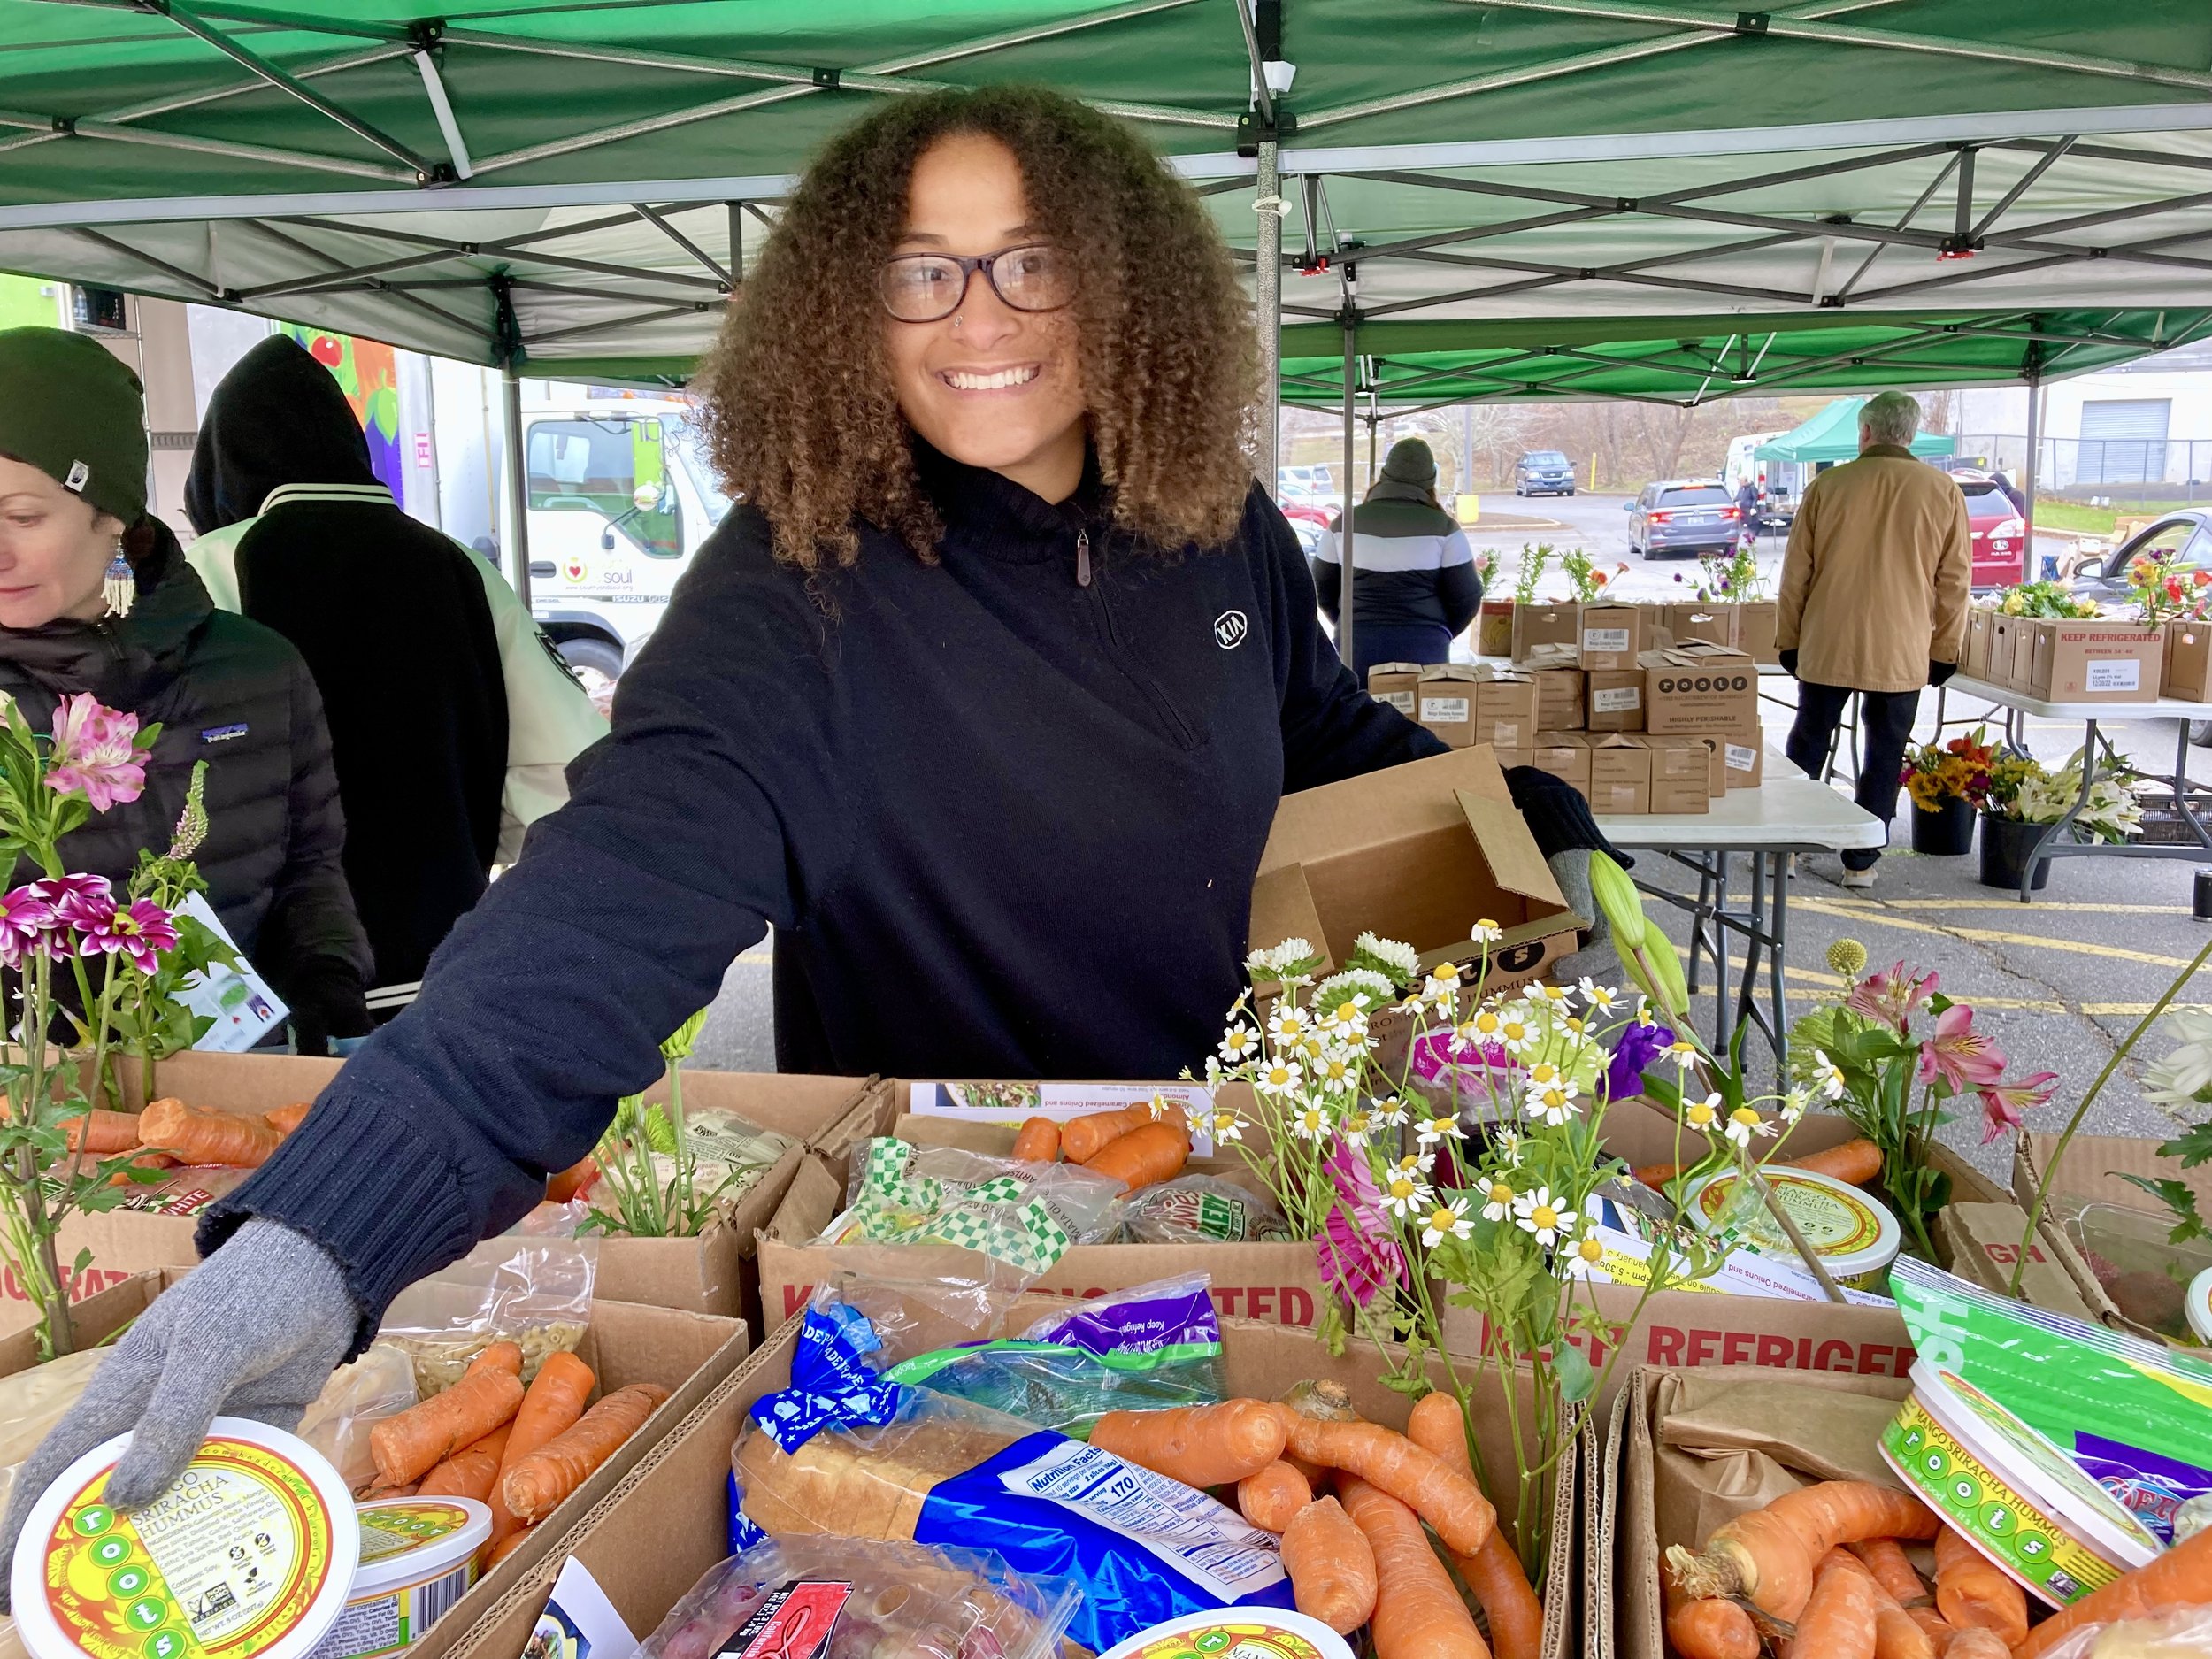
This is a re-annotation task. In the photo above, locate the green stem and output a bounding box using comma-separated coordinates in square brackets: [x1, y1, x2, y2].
[2012, 932, 2212, 1295]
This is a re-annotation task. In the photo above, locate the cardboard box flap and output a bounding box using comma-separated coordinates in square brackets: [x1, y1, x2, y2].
[1456, 787, 1567, 910]
[1259, 745, 1516, 871]
[1368, 660, 1425, 677]
[1248, 861, 1335, 977]
[1419, 664, 1485, 685]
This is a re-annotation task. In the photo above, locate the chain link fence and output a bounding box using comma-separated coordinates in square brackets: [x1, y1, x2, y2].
[1954, 433, 2212, 511]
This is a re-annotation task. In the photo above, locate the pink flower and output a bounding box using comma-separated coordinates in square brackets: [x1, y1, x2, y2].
[0, 885, 54, 970]
[34, 873, 112, 939]
[1317, 1136, 1407, 1308]
[1847, 960, 1938, 1034]
[1978, 1071, 2057, 1144]
[76, 897, 177, 975]
[48, 694, 145, 811]
[1917, 1003, 2007, 1093]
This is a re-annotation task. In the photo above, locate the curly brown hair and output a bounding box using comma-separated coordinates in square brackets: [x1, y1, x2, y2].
[694, 85, 1257, 571]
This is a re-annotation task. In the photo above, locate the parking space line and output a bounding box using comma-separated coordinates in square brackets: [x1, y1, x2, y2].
[1789, 898, 2201, 969]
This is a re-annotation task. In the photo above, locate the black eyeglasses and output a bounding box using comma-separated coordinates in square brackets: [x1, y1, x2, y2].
[879, 243, 1074, 323]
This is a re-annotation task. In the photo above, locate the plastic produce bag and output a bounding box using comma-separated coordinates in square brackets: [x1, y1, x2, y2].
[2038, 1605, 2212, 1659]
[883, 1273, 1228, 1432]
[298, 1342, 419, 1491]
[730, 1299, 1291, 1655]
[379, 1202, 597, 1392]
[634, 1535, 1076, 1659]
[819, 1139, 1124, 1274]
[1115, 1174, 1289, 1244]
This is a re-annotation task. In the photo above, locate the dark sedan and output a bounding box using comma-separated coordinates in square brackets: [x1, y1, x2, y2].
[1626, 480, 1742, 559]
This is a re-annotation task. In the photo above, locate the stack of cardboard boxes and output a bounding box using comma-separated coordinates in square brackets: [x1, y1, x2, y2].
[1962, 603, 2170, 703]
[1370, 598, 1774, 814]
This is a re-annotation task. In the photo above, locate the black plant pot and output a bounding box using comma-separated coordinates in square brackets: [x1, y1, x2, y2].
[1979, 812, 2054, 892]
[1909, 796, 1977, 856]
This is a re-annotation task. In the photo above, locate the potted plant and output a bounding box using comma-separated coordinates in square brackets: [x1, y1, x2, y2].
[1557, 547, 1628, 605]
[1978, 749, 2143, 891]
[1901, 726, 1993, 856]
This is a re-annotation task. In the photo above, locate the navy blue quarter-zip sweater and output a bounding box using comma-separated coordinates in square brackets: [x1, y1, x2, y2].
[208, 443, 1441, 1333]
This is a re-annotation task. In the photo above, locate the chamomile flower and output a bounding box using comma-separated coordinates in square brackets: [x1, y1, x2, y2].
[1338, 1107, 1375, 1148]
[1289, 1099, 1333, 1141]
[1779, 1086, 1811, 1126]
[1353, 932, 1421, 984]
[1724, 1106, 1770, 1148]
[1527, 981, 1571, 1007]
[1684, 1092, 1722, 1131]
[1528, 1083, 1579, 1127]
[1579, 979, 1619, 1015]
[1498, 1015, 1540, 1056]
[1415, 1110, 1465, 1148]
[1634, 999, 1656, 1027]
[1471, 918, 1503, 945]
[1255, 1057, 1303, 1097]
[1525, 1060, 1567, 1092]
[1810, 1048, 1847, 1101]
[1493, 1125, 1525, 1160]
[1565, 1235, 1609, 1279]
[1663, 1038, 1702, 1071]
[1312, 1052, 1357, 1091]
[1468, 1008, 1505, 1041]
[1479, 1176, 1517, 1221]
[1381, 1160, 1434, 1219]
[1199, 1107, 1245, 1145]
[1268, 1006, 1310, 1046]
[1512, 1187, 1578, 1247]
[1420, 1196, 1475, 1248]
[1371, 1095, 1411, 1129]
[1219, 1024, 1262, 1064]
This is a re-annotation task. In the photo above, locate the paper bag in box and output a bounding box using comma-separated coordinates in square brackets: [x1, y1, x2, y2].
[2166, 618, 2212, 702]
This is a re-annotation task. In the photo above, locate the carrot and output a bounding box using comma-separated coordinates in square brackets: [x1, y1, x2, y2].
[1341, 1478, 1490, 1659]
[1790, 1137, 1883, 1186]
[1407, 1392, 1542, 1659]
[1059, 1103, 1157, 1165]
[1842, 1548, 1937, 1659]
[485, 1527, 534, 1568]
[136, 1097, 282, 1167]
[1932, 1527, 2027, 1648]
[1851, 1539, 1953, 1653]
[1083, 1120, 1191, 1189]
[1946, 1633, 2011, 1659]
[1010, 1117, 1061, 1162]
[1283, 1415, 1496, 1559]
[264, 1102, 312, 1137]
[1632, 1163, 1683, 1189]
[356, 1476, 418, 1501]
[370, 1363, 525, 1487]
[417, 1441, 504, 1502]
[545, 1155, 598, 1204]
[488, 1350, 595, 1542]
[500, 1382, 668, 1525]
[65, 1110, 141, 1155]
[1664, 1578, 1758, 1659]
[1239, 1461, 1312, 1532]
[467, 1341, 525, 1379]
[106, 1151, 175, 1187]
[1280, 1495, 1378, 1634]
[1092, 1400, 1288, 1489]
[1785, 1550, 1878, 1659]
[1671, 1481, 1938, 1620]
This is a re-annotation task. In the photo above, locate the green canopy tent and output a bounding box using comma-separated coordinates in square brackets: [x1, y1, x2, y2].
[1755, 396, 1954, 461]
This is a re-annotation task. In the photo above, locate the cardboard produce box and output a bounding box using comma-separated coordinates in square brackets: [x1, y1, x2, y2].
[1579, 602, 1647, 671]
[1530, 730, 1592, 789]
[1601, 1364, 1912, 1659]
[1472, 664, 1540, 750]
[2013, 1130, 2212, 1342]
[1640, 645, 1757, 734]
[1524, 649, 1587, 729]
[1935, 1201, 2096, 1319]
[1512, 600, 1581, 661]
[1734, 600, 1780, 665]
[1585, 667, 1646, 733]
[1964, 607, 1994, 680]
[1719, 726, 1764, 789]
[1646, 735, 1714, 814]
[1478, 596, 1516, 658]
[1365, 659, 1422, 718]
[1588, 733, 1652, 816]
[1248, 743, 1578, 990]
[1658, 603, 1734, 651]
[2165, 616, 2212, 702]
[434, 1312, 1583, 1659]
[1415, 662, 1484, 746]
[2026, 618, 2163, 701]
[2009, 614, 2042, 689]
[1986, 614, 2018, 689]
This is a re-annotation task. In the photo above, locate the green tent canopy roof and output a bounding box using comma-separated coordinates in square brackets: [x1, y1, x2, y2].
[1755, 396, 1953, 460]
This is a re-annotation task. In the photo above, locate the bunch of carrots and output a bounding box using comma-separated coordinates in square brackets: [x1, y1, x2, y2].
[363, 1341, 669, 1569]
[1009, 1102, 1192, 1191]
[1087, 1388, 1541, 1659]
[1632, 1135, 1884, 1192]
[1664, 1479, 2034, 1659]
[66, 1098, 314, 1182]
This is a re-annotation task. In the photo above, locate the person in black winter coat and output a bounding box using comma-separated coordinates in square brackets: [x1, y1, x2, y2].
[0, 327, 372, 1052]
[1312, 437, 1482, 679]
[3, 89, 1630, 1535]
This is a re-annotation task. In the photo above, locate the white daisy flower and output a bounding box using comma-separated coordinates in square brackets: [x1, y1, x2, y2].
[1371, 1095, 1411, 1129]
[1532, 982, 1571, 1006]
[1498, 1016, 1540, 1056]
[1312, 1053, 1356, 1090]
[1525, 1060, 1569, 1094]
[1512, 1187, 1578, 1247]
[1391, 1150, 1436, 1181]
[1337, 1107, 1375, 1148]
[1354, 932, 1421, 982]
[1269, 1005, 1310, 1044]
[1493, 1125, 1525, 1161]
[1528, 1084, 1579, 1127]
[1414, 1110, 1465, 1148]
[1779, 1087, 1811, 1126]
[1579, 979, 1619, 1014]
[1255, 1058, 1302, 1097]
[1565, 1235, 1609, 1279]
[1479, 1176, 1517, 1221]
[1420, 1196, 1475, 1248]
[1471, 918, 1503, 945]
[1204, 1109, 1245, 1145]
[1219, 1024, 1262, 1064]
[1810, 1048, 1847, 1101]
[1663, 1038, 1702, 1071]
[1289, 1100, 1332, 1141]
[1724, 1106, 1771, 1148]
[1683, 1092, 1722, 1131]
[1381, 1164, 1434, 1219]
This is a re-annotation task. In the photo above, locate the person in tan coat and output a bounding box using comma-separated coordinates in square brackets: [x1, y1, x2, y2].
[1776, 390, 1971, 888]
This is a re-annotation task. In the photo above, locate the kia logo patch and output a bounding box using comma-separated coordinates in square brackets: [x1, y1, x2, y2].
[1214, 609, 1249, 649]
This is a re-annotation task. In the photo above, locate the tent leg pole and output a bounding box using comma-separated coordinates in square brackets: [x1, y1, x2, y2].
[503, 365, 532, 611]
[1340, 318, 1357, 673]
[1256, 138, 1280, 492]
[2023, 367, 2041, 579]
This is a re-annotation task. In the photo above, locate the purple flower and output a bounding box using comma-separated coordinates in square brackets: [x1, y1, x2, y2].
[48, 694, 145, 811]
[1317, 1135, 1408, 1308]
[0, 885, 55, 970]
[34, 874, 112, 939]
[73, 895, 176, 974]
[1605, 1021, 1675, 1103]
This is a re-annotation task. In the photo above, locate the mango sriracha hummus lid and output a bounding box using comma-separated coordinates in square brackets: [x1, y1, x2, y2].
[11, 1417, 359, 1659]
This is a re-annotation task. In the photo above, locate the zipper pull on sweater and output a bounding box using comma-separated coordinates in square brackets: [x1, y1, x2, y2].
[1075, 526, 1093, 588]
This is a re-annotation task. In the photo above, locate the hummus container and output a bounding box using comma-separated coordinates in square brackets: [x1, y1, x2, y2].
[11, 1417, 359, 1659]
[1684, 1165, 1901, 1292]
[2186, 1264, 2212, 1347]
[1099, 1608, 1356, 1659]
[1882, 1360, 2161, 1609]
[307, 1500, 489, 1659]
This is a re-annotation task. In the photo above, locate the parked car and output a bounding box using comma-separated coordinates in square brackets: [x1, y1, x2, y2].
[2068, 510, 2212, 607]
[1277, 464, 1336, 503]
[1625, 480, 1741, 559]
[1514, 450, 1577, 496]
[1280, 499, 1331, 556]
[1954, 471, 2029, 590]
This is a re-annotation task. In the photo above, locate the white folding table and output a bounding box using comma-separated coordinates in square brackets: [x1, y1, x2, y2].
[1597, 772, 1883, 1064]
[1941, 676, 2212, 902]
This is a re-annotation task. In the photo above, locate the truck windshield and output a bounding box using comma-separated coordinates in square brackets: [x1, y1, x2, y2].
[667, 417, 732, 527]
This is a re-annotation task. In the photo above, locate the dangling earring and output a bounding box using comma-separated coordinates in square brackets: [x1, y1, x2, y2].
[102, 537, 135, 618]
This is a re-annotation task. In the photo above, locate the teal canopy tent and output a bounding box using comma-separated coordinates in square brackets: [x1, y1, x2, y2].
[1755, 396, 1955, 461]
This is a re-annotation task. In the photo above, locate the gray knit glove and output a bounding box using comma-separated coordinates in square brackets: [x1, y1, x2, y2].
[0, 1218, 358, 1609]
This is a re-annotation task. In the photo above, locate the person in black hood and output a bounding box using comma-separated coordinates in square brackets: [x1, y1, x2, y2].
[0, 326, 372, 1052]
[1312, 438, 1483, 679]
[184, 335, 604, 1008]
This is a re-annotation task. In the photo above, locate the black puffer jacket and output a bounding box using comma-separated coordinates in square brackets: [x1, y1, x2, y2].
[0, 526, 372, 1041]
